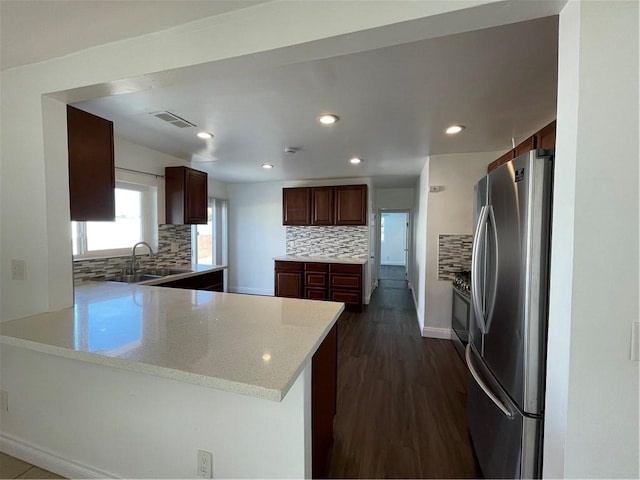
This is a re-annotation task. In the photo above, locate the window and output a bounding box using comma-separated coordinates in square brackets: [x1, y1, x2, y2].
[72, 181, 157, 257]
[193, 197, 228, 266]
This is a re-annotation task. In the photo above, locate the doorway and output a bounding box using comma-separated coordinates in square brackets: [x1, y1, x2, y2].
[379, 211, 410, 281]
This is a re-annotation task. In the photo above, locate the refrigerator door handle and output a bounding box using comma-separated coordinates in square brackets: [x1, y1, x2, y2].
[465, 344, 514, 419]
[471, 205, 489, 334]
[484, 206, 500, 333]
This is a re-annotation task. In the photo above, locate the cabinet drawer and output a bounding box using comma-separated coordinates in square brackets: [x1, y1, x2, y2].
[275, 261, 303, 272]
[305, 262, 329, 272]
[306, 272, 328, 288]
[330, 273, 361, 289]
[329, 289, 361, 305]
[306, 288, 328, 301]
[329, 263, 362, 274]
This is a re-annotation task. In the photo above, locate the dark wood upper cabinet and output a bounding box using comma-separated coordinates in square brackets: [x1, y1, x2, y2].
[488, 120, 557, 173]
[283, 184, 367, 226]
[311, 187, 335, 225]
[283, 187, 311, 225]
[536, 120, 556, 150]
[67, 105, 115, 221]
[165, 166, 208, 224]
[335, 185, 367, 226]
[514, 135, 535, 158]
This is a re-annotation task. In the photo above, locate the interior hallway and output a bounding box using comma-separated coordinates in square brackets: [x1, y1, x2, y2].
[328, 266, 481, 478]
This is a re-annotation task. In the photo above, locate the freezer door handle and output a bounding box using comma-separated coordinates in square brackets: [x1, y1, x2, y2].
[484, 205, 499, 333]
[465, 344, 514, 418]
[471, 205, 489, 334]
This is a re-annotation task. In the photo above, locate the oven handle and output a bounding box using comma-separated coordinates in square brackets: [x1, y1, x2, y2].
[465, 343, 513, 418]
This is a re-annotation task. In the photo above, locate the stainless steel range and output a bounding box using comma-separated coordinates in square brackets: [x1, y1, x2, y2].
[451, 271, 471, 357]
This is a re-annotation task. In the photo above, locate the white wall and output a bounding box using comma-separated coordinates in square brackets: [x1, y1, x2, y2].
[422, 151, 502, 338]
[227, 177, 373, 298]
[380, 213, 407, 266]
[410, 160, 429, 331]
[0, 345, 311, 479]
[543, 1, 639, 478]
[375, 188, 414, 210]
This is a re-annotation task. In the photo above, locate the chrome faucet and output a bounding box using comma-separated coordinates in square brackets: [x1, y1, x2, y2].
[130, 242, 155, 274]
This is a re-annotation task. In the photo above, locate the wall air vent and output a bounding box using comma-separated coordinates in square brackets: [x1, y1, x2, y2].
[150, 111, 197, 128]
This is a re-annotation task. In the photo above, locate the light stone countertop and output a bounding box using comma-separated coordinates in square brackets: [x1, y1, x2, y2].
[274, 255, 368, 265]
[0, 281, 344, 402]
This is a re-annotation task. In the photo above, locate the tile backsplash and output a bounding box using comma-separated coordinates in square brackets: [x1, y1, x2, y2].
[286, 226, 368, 258]
[73, 225, 192, 283]
[438, 234, 473, 280]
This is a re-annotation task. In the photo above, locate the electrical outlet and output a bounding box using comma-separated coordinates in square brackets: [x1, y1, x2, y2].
[11, 259, 26, 280]
[0, 390, 8, 412]
[171, 242, 179, 253]
[197, 450, 212, 478]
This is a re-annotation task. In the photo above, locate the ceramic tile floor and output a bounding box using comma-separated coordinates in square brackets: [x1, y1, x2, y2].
[0, 453, 64, 479]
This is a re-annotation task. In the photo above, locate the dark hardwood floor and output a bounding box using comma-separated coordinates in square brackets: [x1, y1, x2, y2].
[327, 269, 482, 479]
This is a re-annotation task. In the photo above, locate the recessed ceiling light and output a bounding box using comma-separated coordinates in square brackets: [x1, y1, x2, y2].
[197, 131, 213, 139]
[444, 125, 465, 135]
[349, 157, 363, 165]
[262, 164, 274, 169]
[317, 114, 339, 125]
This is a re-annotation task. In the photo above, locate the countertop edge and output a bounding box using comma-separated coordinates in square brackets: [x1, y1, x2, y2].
[273, 256, 368, 265]
[0, 335, 284, 402]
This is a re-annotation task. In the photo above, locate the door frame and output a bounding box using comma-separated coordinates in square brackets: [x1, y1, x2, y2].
[376, 208, 412, 286]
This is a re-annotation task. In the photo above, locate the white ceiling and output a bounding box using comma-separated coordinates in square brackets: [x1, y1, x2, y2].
[0, 0, 267, 71]
[2, 1, 559, 187]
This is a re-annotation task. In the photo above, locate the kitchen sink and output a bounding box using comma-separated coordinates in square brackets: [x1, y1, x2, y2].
[108, 274, 162, 283]
[143, 268, 192, 276]
[106, 268, 193, 284]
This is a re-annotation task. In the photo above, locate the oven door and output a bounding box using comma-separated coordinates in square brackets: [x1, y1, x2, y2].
[452, 287, 470, 355]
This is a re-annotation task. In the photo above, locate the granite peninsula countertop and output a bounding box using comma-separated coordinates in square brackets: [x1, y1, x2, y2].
[274, 255, 368, 265]
[0, 281, 344, 402]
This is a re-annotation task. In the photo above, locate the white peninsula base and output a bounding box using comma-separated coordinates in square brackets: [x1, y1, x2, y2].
[0, 344, 311, 478]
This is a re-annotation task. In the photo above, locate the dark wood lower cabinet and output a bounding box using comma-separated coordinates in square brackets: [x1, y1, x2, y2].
[312, 322, 338, 479]
[275, 261, 363, 311]
[274, 261, 304, 298]
[157, 270, 224, 292]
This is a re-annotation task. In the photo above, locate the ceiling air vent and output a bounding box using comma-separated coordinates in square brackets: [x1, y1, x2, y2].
[150, 111, 197, 128]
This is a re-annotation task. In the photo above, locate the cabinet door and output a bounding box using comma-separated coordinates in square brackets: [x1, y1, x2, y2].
[535, 120, 556, 150]
[165, 166, 208, 224]
[311, 187, 335, 225]
[67, 105, 115, 221]
[275, 271, 303, 298]
[275, 261, 304, 298]
[335, 185, 367, 225]
[283, 188, 311, 225]
[514, 136, 535, 158]
[185, 168, 208, 224]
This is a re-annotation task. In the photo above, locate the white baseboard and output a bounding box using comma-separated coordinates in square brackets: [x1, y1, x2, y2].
[0, 432, 119, 479]
[227, 286, 273, 296]
[421, 326, 453, 340]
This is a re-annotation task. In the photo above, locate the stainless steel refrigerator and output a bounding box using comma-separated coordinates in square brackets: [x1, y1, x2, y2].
[466, 149, 553, 479]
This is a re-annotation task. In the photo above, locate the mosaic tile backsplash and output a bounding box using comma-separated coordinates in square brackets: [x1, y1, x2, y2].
[286, 226, 369, 258]
[73, 224, 192, 283]
[438, 234, 473, 280]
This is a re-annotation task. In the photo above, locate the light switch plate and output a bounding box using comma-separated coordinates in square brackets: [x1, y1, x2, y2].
[11, 259, 26, 280]
[630, 322, 639, 362]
